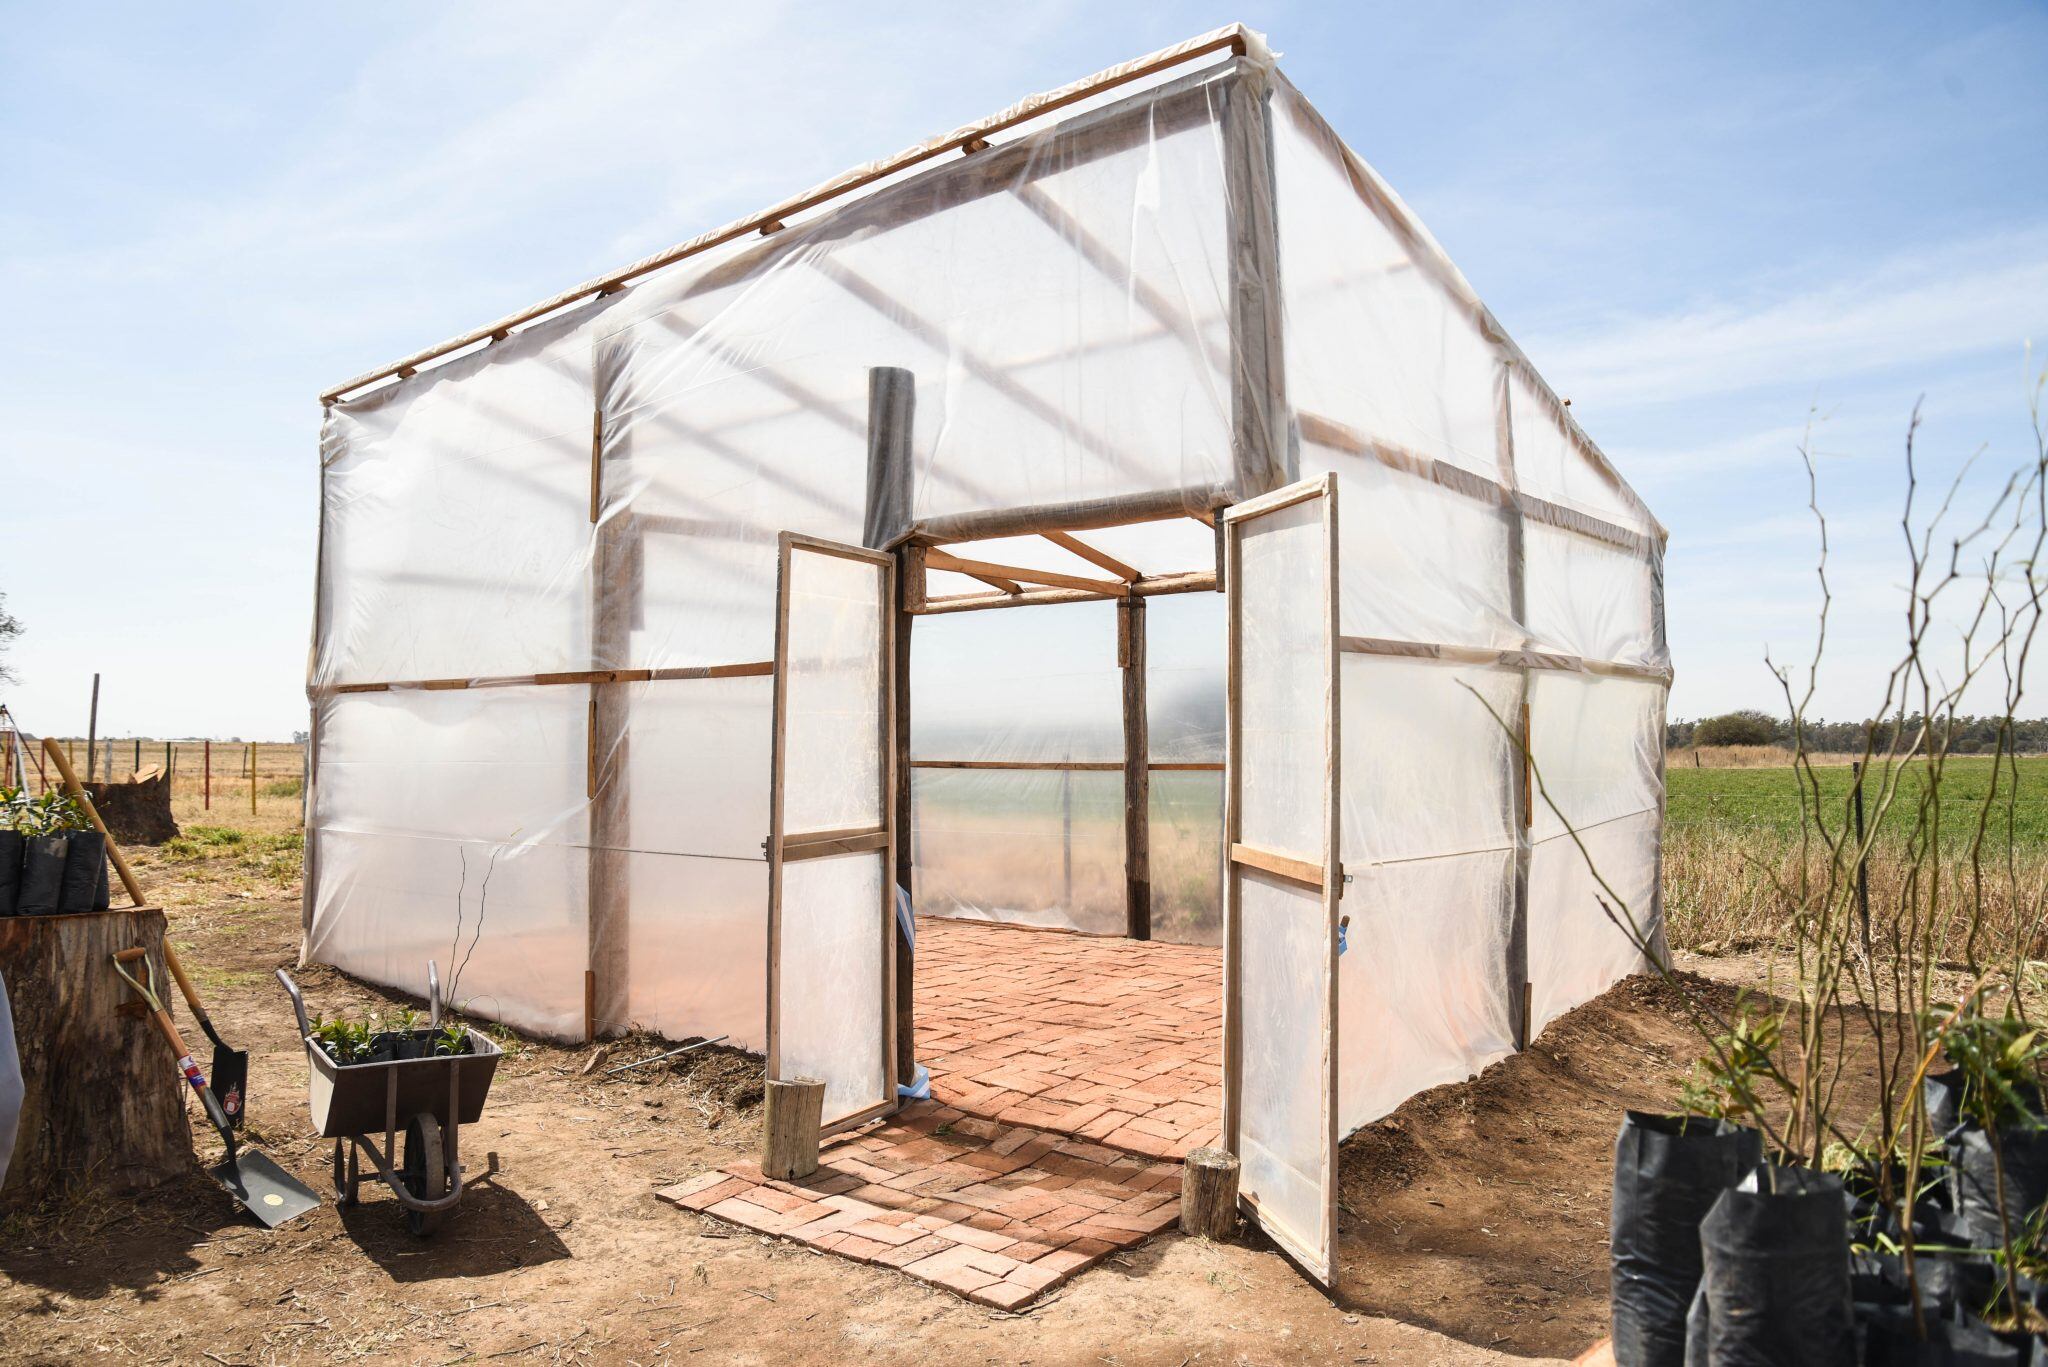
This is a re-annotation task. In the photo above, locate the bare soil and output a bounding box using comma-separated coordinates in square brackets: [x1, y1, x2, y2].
[0, 822, 1773, 1365]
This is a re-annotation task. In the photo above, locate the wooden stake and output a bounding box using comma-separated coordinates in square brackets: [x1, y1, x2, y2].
[762, 1077, 825, 1181]
[41, 738, 147, 908]
[248, 743, 257, 817]
[1180, 1146, 1240, 1240]
[85, 673, 100, 785]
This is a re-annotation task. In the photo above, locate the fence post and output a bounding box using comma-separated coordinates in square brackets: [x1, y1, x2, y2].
[203, 739, 211, 810]
[248, 743, 257, 817]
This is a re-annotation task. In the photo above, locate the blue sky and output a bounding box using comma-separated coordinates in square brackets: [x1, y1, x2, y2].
[2, 2, 2044, 738]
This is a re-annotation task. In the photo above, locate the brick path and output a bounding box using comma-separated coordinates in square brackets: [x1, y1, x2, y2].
[657, 1101, 1182, 1309]
[914, 917, 1223, 1160]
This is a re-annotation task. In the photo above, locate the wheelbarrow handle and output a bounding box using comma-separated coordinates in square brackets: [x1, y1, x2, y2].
[275, 967, 312, 1040]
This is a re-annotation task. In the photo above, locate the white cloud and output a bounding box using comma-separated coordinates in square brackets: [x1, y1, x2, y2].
[1531, 229, 2048, 411]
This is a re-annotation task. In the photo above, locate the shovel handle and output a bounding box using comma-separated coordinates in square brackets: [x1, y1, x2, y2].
[159, 940, 218, 1037]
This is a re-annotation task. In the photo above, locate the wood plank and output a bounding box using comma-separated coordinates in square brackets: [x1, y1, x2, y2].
[1230, 842, 1327, 891]
[905, 759, 1224, 772]
[781, 831, 890, 862]
[913, 569, 1215, 615]
[1043, 530, 1138, 581]
[923, 549, 1128, 598]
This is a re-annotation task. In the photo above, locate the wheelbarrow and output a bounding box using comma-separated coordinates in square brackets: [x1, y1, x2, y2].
[276, 963, 502, 1235]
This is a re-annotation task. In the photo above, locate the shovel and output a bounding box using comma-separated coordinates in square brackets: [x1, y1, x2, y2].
[112, 947, 319, 1228]
[158, 941, 249, 1131]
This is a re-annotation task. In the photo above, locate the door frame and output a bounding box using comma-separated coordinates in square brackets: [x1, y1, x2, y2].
[765, 530, 900, 1137]
[1220, 473, 1342, 1287]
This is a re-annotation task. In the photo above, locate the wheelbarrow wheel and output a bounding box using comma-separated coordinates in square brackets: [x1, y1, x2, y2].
[399, 1114, 449, 1236]
[331, 1140, 356, 1208]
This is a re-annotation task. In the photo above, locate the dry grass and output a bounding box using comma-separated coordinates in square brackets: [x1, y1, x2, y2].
[1663, 822, 2048, 964]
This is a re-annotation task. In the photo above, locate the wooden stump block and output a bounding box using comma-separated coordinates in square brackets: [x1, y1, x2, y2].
[1181, 1144, 1241, 1240]
[762, 1077, 825, 1181]
[0, 908, 189, 1207]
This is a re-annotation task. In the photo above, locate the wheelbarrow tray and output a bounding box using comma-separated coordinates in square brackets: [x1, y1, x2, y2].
[304, 1033, 502, 1139]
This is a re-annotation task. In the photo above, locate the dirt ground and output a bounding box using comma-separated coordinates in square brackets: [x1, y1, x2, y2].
[2, 811, 1769, 1366]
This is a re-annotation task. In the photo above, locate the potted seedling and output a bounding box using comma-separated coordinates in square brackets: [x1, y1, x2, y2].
[8, 789, 94, 915]
[0, 786, 24, 915]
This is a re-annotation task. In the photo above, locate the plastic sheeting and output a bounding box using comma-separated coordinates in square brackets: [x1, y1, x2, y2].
[308, 28, 1666, 1175]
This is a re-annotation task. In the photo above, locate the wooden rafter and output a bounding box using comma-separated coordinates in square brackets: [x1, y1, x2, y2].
[1041, 530, 1138, 582]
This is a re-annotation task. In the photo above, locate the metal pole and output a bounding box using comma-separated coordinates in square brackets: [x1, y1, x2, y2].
[249, 743, 258, 817]
[204, 738, 212, 809]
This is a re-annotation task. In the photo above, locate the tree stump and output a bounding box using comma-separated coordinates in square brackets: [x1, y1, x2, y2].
[85, 768, 179, 847]
[1180, 1145, 1241, 1240]
[762, 1077, 825, 1181]
[0, 908, 189, 1207]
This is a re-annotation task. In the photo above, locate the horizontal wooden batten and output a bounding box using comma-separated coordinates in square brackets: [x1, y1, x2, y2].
[780, 828, 889, 861]
[909, 759, 1223, 772]
[1229, 842, 1331, 891]
[1335, 634, 1673, 684]
[324, 660, 775, 696]
[914, 569, 1216, 615]
[1296, 410, 1657, 555]
[924, 549, 1129, 598]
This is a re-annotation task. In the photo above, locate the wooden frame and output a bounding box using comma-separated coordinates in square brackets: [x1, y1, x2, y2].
[1219, 473, 1341, 1289]
[764, 531, 899, 1137]
[321, 26, 1255, 404]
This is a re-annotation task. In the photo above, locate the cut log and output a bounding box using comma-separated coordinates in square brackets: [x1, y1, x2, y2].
[1180, 1144, 1241, 1240]
[761, 1077, 825, 1182]
[0, 907, 189, 1207]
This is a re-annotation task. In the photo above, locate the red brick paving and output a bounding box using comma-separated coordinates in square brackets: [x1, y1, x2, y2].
[914, 917, 1223, 1161]
[657, 1100, 1184, 1308]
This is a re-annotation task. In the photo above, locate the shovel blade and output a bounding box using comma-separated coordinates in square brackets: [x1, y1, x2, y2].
[209, 1047, 250, 1132]
[210, 1149, 320, 1228]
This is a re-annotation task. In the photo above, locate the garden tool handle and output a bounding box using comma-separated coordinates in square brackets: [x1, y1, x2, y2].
[113, 948, 236, 1150]
[159, 940, 224, 1045]
[275, 967, 311, 1041]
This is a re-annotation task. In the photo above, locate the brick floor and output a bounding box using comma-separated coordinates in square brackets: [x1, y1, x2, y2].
[657, 1101, 1183, 1308]
[914, 917, 1223, 1161]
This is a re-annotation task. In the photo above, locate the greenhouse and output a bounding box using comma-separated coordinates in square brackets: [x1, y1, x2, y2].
[307, 24, 1669, 1284]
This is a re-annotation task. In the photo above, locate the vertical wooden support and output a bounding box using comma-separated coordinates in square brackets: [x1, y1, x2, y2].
[585, 362, 636, 1042]
[1498, 362, 1535, 1049]
[1120, 595, 1151, 941]
[1221, 63, 1291, 500]
[864, 366, 917, 1087]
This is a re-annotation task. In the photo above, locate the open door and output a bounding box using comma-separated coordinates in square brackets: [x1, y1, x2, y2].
[767, 532, 898, 1135]
[1221, 474, 1341, 1288]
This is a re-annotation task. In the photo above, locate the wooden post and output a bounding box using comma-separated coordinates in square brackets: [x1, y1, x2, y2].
[1121, 596, 1151, 941]
[85, 673, 100, 785]
[44, 738, 148, 907]
[1221, 65, 1291, 500]
[762, 1077, 825, 1181]
[248, 742, 257, 816]
[585, 361, 640, 1042]
[1498, 362, 1535, 1051]
[864, 367, 917, 1088]
[203, 738, 211, 809]
[1180, 1145, 1241, 1240]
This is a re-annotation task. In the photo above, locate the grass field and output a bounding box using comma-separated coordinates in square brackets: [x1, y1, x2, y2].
[1667, 753, 2048, 845]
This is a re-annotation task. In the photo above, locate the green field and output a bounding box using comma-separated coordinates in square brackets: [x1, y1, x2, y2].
[1666, 755, 2048, 845]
